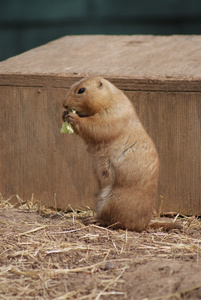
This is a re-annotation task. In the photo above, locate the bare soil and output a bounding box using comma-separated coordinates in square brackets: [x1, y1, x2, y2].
[0, 197, 201, 300]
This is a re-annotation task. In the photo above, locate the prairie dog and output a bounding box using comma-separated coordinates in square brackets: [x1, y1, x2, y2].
[62, 77, 159, 231]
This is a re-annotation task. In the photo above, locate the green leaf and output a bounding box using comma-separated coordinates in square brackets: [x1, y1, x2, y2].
[60, 121, 74, 134]
[60, 110, 76, 134]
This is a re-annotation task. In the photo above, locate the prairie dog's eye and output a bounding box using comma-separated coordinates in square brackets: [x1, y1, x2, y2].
[78, 87, 86, 94]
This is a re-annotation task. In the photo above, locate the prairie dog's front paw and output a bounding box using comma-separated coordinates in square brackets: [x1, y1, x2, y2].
[67, 113, 80, 132]
[62, 110, 68, 122]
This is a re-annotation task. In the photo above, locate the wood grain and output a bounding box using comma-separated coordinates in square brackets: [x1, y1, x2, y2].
[127, 91, 201, 214]
[1, 35, 201, 91]
[0, 87, 96, 209]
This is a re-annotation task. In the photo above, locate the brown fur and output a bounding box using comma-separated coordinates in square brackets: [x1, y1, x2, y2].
[62, 77, 165, 231]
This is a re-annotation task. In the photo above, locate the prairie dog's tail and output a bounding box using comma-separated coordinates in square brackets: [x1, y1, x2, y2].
[149, 221, 182, 231]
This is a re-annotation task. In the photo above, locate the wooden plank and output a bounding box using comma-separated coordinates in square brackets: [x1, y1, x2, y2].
[128, 91, 201, 214]
[0, 86, 96, 209]
[1, 35, 201, 91]
[1, 74, 201, 93]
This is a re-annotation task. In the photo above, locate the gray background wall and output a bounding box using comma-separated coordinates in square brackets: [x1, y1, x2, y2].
[0, 0, 201, 61]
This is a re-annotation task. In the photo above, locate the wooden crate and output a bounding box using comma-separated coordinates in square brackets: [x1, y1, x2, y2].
[0, 35, 200, 214]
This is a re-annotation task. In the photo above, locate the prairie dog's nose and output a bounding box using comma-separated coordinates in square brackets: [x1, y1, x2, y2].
[63, 104, 68, 109]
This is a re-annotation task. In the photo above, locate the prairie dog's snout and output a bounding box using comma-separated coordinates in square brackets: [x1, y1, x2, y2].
[62, 97, 68, 109]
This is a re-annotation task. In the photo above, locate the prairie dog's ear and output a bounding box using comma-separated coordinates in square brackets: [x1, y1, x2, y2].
[97, 80, 103, 89]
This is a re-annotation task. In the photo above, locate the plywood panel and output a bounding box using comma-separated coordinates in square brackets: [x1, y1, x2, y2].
[127, 91, 201, 214]
[1, 35, 201, 91]
[0, 86, 96, 209]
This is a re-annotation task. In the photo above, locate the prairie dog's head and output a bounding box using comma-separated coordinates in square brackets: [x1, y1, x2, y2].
[63, 77, 123, 117]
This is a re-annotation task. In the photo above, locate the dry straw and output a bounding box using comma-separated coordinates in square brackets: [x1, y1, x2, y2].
[0, 193, 201, 299]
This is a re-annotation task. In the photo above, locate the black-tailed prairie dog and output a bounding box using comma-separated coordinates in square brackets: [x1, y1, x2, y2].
[62, 77, 172, 232]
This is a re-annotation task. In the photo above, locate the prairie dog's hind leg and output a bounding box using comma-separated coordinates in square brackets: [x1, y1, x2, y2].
[82, 185, 113, 227]
[97, 187, 154, 231]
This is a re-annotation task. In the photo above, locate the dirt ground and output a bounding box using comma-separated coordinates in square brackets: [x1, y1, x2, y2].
[0, 197, 201, 300]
